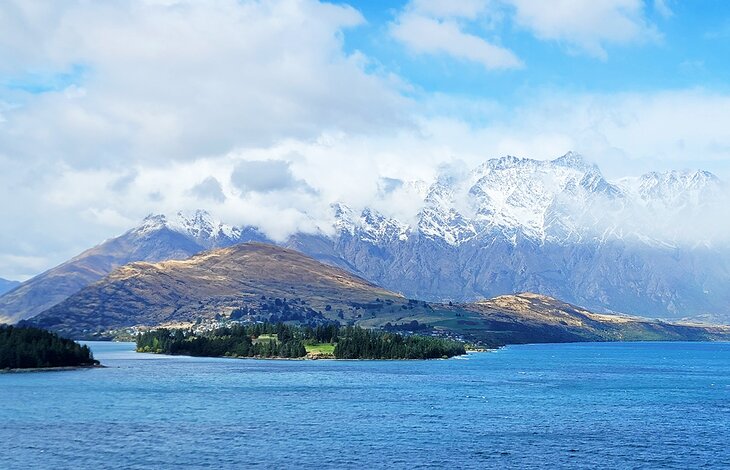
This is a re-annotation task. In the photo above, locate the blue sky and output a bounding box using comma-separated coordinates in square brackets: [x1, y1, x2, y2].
[5, 1, 730, 105]
[0, 0, 729, 279]
[335, 0, 730, 101]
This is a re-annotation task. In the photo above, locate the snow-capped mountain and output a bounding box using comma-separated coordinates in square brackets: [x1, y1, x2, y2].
[2, 152, 729, 324]
[637, 169, 721, 204]
[0, 211, 244, 324]
[400, 152, 626, 245]
[320, 153, 729, 319]
[133, 211, 242, 248]
[334, 152, 724, 248]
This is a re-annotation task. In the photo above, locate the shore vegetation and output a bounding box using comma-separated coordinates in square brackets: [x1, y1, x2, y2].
[136, 322, 465, 360]
[0, 326, 98, 370]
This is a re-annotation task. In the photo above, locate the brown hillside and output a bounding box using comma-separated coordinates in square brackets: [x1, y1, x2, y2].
[29, 243, 400, 336]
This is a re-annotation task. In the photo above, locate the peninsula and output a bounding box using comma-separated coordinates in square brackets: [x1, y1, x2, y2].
[0, 325, 99, 371]
[136, 322, 466, 360]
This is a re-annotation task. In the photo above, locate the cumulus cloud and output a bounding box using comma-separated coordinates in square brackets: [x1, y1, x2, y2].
[4, 84, 730, 280]
[407, 0, 490, 19]
[653, 0, 673, 19]
[108, 170, 138, 193]
[505, 0, 660, 58]
[378, 177, 404, 195]
[188, 176, 226, 203]
[1, 0, 730, 281]
[391, 0, 522, 70]
[231, 160, 311, 194]
[0, 0, 411, 278]
[0, 0, 409, 167]
[391, 0, 659, 66]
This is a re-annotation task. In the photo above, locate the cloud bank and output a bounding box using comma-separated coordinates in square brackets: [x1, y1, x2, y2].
[0, 0, 729, 280]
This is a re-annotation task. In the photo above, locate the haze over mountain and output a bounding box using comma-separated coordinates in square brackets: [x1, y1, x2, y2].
[0, 278, 20, 296]
[323, 153, 730, 319]
[3, 153, 729, 324]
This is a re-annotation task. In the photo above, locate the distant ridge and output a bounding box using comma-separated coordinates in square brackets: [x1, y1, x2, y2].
[3, 152, 730, 324]
[28, 243, 398, 337]
[0, 211, 250, 324]
[27, 243, 730, 345]
[0, 278, 20, 297]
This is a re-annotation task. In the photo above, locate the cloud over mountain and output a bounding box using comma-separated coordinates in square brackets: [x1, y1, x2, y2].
[1, 0, 730, 281]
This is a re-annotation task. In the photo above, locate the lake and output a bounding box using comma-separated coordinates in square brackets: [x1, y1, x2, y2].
[1, 341, 729, 469]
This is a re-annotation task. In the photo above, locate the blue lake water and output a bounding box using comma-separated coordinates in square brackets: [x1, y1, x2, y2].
[1, 341, 729, 469]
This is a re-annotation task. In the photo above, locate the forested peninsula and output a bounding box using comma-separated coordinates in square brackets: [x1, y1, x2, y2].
[136, 323, 466, 360]
[0, 326, 99, 370]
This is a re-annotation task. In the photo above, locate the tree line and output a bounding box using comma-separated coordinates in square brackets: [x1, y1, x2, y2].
[136, 322, 465, 360]
[0, 325, 98, 369]
[136, 323, 307, 358]
[333, 326, 465, 359]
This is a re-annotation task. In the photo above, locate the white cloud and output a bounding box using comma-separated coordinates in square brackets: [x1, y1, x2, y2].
[407, 0, 491, 20]
[231, 159, 312, 194]
[653, 0, 673, 19]
[505, 0, 660, 58]
[0, 254, 50, 282]
[391, 0, 522, 70]
[0, 0, 410, 167]
[188, 176, 226, 203]
[3, 86, 730, 279]
[0, 0, 414, 278]
[391, 0, 661, 65]
[391, 15, 523, 70]
[1, 0, 729, 281]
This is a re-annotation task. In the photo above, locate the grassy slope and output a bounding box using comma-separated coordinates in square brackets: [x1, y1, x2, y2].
[29, 243, 401, 337]
[356, 293, 730, 347]
[304, 343, 336, 355]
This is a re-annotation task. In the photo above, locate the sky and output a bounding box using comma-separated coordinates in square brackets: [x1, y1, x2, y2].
[1, 0, 730, 280]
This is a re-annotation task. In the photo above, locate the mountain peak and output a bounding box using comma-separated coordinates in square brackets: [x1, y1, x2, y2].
[638, 168, 722, 202]
[133, 210, 240, 248]
[30, 242, 399, 336]
[552, 151, 595, 171]
[134, 213, 169, 235]
[484, 155, 535, 171]
[641, 168, 719, 185]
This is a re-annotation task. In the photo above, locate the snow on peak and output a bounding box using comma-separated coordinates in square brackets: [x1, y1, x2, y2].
[418, 152, 619, 244]
[638, 169, 721, 201]
[552, 151, 595, 172]
[131, 154, 723, 250]
[332, 203, 409, 243]
[170, 210, 241, 247]
[360, 208, 410, 243]
[338, 152, 721, 248]
[332, 203, 356, 236]
[132, 210, 240, 247]
[134, 213, 170, 235]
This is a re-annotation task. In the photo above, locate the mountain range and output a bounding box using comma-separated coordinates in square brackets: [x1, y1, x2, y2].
[2, 152, 729, 324]
[0, 278, 20, 296]
[27, 243, 730, 345]
[28, 243, 396, 338]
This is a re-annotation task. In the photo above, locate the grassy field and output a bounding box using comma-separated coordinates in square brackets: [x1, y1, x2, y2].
[250, 334, 279, 346]
[255, 334, 278, 342]
[304, 342, 335, 355]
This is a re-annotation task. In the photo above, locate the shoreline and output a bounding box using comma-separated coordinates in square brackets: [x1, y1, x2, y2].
[136, 349, 473, 361]
[0, 364, 104, 374]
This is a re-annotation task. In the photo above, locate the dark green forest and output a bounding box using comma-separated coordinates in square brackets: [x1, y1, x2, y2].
[333, 327, 466, 359]
[136, 322, 465, 360]
[137, 323, 307, 358]
[0, 326, 98, 369]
